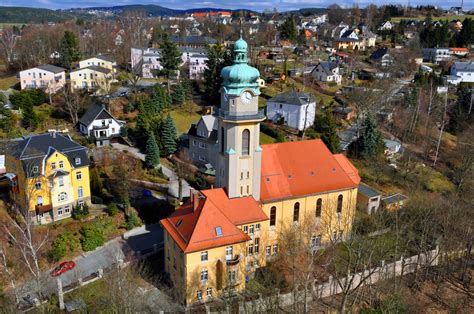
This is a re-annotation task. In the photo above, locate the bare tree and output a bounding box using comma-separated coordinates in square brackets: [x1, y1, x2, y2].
[173, 150, 194, 202]
[61, 87, 84, 125]
[0, 246, 20, 304]
[0, 27, 18, 65]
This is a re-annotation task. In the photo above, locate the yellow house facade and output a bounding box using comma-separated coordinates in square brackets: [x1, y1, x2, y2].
[6, 132, 91, 224]
[160, 37, 360, 306]
[79, 56, 117, 72]
[70, 66, 113, 95]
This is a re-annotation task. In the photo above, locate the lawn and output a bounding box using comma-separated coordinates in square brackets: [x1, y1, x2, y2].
[390, 14, 474, 22]
[170, 106, 200, 135]
[260, 131, 277, 144]
[0, 74, 18, 90]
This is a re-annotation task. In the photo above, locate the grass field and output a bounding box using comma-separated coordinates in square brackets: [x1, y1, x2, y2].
[260, 131, 277, 144]
[390, 14, 474, 22]
[0, 74, 17, 90]
[170, 105, 201, 135]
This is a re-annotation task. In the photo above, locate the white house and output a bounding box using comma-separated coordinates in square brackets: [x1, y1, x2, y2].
[311, 61, 342, 85]
[422, 48, 451, 64]
[449, 61, 474, 84]
[378, 21, 393, 31]
[267, 91, 316, 131]
[79, 104, 124, 147]
[19, 64, 66, 94]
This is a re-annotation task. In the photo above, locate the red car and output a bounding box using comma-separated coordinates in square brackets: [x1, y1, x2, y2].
[51, 261, 75, 277]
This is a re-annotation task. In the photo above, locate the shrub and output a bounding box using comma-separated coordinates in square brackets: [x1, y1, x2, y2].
[106, 203, 119, 216]
[80, 223, 105, 251]
[72, 202, 89, 220]
[48, 232, 79, 262]
[91, 195, 104, 204]
[125, 213, 141, 230]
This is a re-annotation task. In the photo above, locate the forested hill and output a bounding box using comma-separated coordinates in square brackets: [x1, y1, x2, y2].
[0, 7, 78, 23]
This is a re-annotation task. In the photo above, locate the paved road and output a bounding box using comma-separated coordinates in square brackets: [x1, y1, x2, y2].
[111, 143, 191, 199]
[18, 239, 127, 308]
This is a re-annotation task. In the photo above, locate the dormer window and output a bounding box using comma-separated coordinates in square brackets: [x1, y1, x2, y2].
[75, 157, 81, 165]
[215, 226, 222, 237]
[32, 166, 39, 174]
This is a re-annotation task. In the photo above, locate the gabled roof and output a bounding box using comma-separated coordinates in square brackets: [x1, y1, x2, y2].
[382, 193, 408, 204]
[85, 55, 115, 63]
[268, 91, 315, 106]
[71, 65, 111, 74]
[160, 188, 266, 253]
[260, 139, 360, 202]
[201, 115, 217, 132]
[341, 29, 357, 38]
[370, 47, 389, 61]
[35, 64, 65, 74]
[79, 104, 116, 126]
[358, 183, 381, 198]
[9, 133, 89, 177]
[314, 61, 339, 76]
[453, 61, 474, 72]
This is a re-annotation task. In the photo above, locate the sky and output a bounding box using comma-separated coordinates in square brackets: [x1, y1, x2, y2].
[1, 0, 471, 12]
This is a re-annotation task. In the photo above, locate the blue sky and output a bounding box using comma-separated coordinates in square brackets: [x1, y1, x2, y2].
[1, 1, 471, 11]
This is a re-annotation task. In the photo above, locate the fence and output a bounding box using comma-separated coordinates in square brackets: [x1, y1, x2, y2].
[219, 247, 440, 313]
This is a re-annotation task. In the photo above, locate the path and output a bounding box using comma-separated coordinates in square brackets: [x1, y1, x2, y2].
[111, 143, 190, 199]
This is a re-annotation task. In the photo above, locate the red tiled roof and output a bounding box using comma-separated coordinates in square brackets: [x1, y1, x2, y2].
[260, 139, 360, 202]
[450, 47, 468, 52]
[160, 188, 266, 253]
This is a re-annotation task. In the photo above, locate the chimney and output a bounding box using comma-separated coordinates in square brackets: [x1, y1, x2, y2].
[190, 189, 201, 212]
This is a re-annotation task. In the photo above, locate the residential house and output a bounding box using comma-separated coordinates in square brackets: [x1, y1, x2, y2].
[370, 47, 394, 67]
[171, 35, 217, 49]
[79, 104, 124, 147]
[186, 115, 218, 167]
[449, 47, 469, 57]
[449, 61, 474, 84]
[357, 183, 382, 214]
[422, 48, 451, 64]
[5, 132, 91, 224]
[160, 38, 360, 305]
[382, 193, 408, 211]
[360, 29, 377, 48]
[378, 21, 393, 31]
[267, 91, 316, 130]
[311, 61, 342, 85]
[383, 138, 402, 158]
[79, 55, 116, 73]
[19, 64, 66, 94]
[332, 107, 355, 121]
[70, 66, 113, 95]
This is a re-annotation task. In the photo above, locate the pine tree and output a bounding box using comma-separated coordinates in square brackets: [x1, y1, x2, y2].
[159, 34, 182, 79]
[59, 31, 81, 69]
[161, 114, 177, 156]
[20, 95, 38, 129]
[145, 133, 160, 168]
[279, 17, 297, 41]
[204, 44, 225, 106]
[314, 110, 340, 153]
[354, 115, 384, 158]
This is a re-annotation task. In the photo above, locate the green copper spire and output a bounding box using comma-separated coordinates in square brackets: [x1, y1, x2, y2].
[220, 33, 261, 96]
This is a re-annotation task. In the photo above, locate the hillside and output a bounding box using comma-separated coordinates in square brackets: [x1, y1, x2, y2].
[0, 6, 77, 23]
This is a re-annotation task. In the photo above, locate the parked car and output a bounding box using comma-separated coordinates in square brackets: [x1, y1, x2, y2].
[51, 261, 75, 277]
[119, 91, 128, 97]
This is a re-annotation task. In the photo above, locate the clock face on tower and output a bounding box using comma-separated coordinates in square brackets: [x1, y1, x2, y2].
[240, 91, 252, 104]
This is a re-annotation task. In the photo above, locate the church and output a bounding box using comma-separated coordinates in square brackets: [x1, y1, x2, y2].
[160, 36, 360, 305]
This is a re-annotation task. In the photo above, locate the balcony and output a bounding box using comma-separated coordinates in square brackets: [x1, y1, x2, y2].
[215, 109, 265, 122]
[226, 254, 241, 266]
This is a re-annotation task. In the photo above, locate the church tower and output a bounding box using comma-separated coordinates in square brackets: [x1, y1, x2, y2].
[215, 35, 265, 201]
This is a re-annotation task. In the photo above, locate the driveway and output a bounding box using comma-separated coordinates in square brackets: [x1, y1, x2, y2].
[111, 143, 191, 199]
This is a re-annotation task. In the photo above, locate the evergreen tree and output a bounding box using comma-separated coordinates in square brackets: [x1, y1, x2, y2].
[145, 133, 160, 168]
[456, 18, 474, 47]
[448, 85, 473, 134]
[19, 95, 38, 129]
[203, 44, 227, 106]
[59, 30, 81, 69]
[161, 114, 177, 155]
[151, 84, 170, 111]
[314, 110, 340, 153]
[158, 34, 182, 79]
[171, 79, 192, 106]
[353, 115, 384, 158]
[279, 17, 298, 41]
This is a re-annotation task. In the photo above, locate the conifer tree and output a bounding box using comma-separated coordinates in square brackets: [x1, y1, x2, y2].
[161, 114, 177, 156]
[145, 133, 160, 168]
[314, 109, 340, 153]
[354, 114, 384, 158]
[59, 30, 81, 69]
[159, 34, 181, 80]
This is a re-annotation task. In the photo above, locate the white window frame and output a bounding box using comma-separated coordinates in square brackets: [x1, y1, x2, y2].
[35, 181, 42, 190]
[59, 161, 64, 169]
[57, 207, 63, 216]
[76, 171, 82, 180]
[201, 251, 208, 262]
[201, 269, 208, 282]
[58, 177, 64, 187]
[78, 186, 84, 198]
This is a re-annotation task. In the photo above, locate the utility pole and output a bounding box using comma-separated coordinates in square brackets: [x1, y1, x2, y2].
[433, 84, 448, 167]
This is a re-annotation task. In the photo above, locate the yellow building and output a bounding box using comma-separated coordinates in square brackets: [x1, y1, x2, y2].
[70, 66, 113, 95]
[160, 36, 360, 306]
[78, 55, 117, 72]
[6, 132, 91, 224]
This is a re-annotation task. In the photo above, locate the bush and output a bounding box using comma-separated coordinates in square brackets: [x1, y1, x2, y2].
[80, 223, 105, 251]
[72, 203, 90, 220]
[91, 195, 104, 204]
[125, 213, 141, 230]
[48, 233, 79, 262]
[106, 203, 119, 216]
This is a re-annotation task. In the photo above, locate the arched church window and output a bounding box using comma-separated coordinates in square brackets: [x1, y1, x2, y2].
[242, 129, 250, 155]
